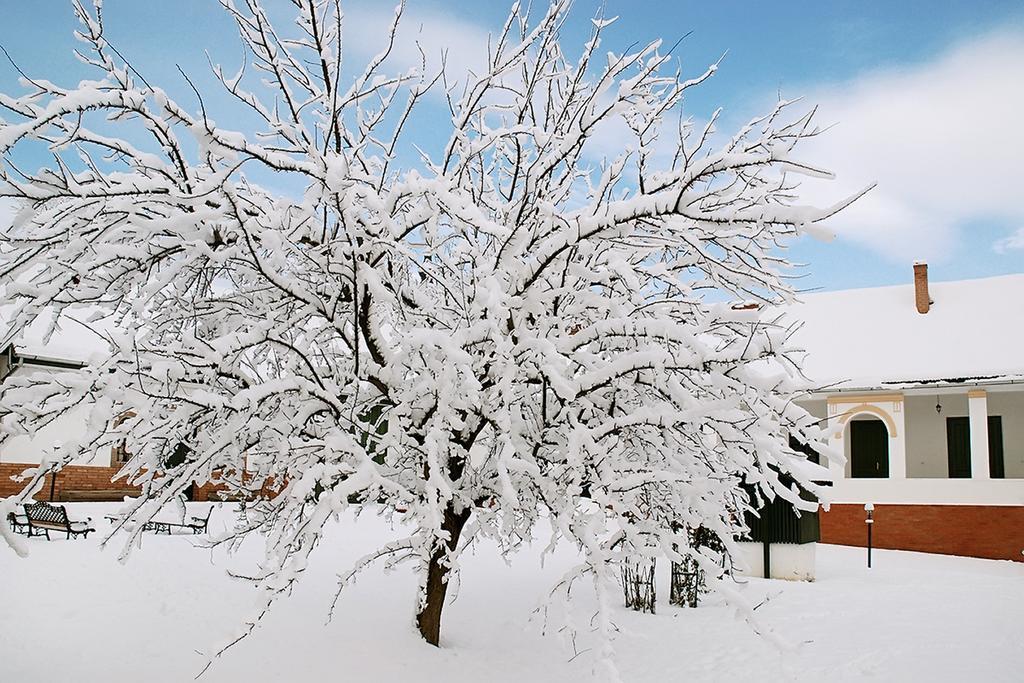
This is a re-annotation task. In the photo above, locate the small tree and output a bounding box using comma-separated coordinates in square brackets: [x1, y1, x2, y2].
[0, 0, 855, 667]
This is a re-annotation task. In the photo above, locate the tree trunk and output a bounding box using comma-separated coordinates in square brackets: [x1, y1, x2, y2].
[416, 503, 471, 646]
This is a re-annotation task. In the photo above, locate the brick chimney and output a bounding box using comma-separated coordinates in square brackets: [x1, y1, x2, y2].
[913, 261, 930, 314]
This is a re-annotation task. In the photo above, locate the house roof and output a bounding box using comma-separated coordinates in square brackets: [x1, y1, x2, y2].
[788, 272, 1024, 391]
[1, 308, 117, 364]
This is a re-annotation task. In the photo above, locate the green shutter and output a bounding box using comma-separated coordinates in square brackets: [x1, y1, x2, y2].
[946, 417, 971, 478]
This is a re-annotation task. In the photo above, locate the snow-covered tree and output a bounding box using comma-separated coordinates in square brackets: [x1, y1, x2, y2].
[0, 0, 861, 666]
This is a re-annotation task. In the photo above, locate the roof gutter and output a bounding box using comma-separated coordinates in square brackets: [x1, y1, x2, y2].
[802, 375, 1024, 399]
[0, 344, 87, 381]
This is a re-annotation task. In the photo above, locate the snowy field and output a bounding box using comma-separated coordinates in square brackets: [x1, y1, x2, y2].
[1, 503, 1022, 682]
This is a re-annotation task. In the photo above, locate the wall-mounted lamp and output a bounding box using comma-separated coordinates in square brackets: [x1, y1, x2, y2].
[935, 397, 942, 414]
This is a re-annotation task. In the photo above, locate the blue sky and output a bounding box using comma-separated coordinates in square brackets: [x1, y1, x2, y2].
[1, 0, 1022, 292]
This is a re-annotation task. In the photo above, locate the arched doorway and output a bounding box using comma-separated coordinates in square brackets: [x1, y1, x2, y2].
[849, 417, 889, 478]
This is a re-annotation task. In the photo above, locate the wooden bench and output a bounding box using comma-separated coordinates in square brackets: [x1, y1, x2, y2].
[23, 501, 95, 540]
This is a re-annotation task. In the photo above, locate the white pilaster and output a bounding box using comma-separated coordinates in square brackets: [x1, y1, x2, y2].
[890, 397, 907, 479]
[826, 400, 847, 480]
[968, 390, 990, 479]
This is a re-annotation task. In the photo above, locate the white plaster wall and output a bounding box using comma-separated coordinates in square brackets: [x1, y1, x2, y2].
[801, 399, 828, 422]
[0, 402, 108, 466]
[828, 477, 1024, 505]
[987, 391, 1024, 478]
[901, 391, 1024, 479]
[0, 403, 96, 466]
[903, 393, 968, 478]
[0, 368, 113, 467]
[735, 542, 816, 581]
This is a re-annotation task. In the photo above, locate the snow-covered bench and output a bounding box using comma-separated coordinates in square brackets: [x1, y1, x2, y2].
[105, 505, 213, 535]
[23, 501, 95, 540]
[143, 506, 213, 535]
[108, 505, 213, 535]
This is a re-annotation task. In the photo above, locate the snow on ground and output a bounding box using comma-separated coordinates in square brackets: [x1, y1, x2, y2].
[1, 503, 1022, 682]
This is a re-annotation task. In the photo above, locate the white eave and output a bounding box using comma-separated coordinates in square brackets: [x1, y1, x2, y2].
[802, 373, 1024, 399]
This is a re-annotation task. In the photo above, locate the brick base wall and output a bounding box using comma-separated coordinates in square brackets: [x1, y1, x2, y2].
[0, 463, 142, 501]
[1, 462, 281, 503]
[821, 504, 1024, 562]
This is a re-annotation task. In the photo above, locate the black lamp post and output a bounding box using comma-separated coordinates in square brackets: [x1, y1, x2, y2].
[865, 503, 874, 568]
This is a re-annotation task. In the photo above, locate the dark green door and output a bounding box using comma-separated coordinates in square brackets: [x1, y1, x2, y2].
[851, 420, 889, 478]
[946, 417, 971, 478]
[989, 416, 1005, 479]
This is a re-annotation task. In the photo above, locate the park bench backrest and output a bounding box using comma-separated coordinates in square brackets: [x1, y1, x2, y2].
[25, 501, 70, 528]
[189, 506, 213, 531]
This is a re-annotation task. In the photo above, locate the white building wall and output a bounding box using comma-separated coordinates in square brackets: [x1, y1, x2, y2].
[802, 399, 828, 423]
[0, 402, 108, 466]
[827, 478, 1024, 505]
[0, 367, 114, 467]
[803, 388, 1024, 503]
[903, 394, 968, 478]
[901, 391, 1024, 480]
[735, 542, 816, 581]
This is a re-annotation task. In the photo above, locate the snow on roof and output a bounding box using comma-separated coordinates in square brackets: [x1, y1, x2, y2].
[788, 273, 1024, 390]
[1, 308, 118, 364]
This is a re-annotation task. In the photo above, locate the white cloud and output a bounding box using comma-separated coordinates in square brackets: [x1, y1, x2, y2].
[994, 226, 1024, 253]
[795, 30, 1024, 265]
[343, 4, 492, 87]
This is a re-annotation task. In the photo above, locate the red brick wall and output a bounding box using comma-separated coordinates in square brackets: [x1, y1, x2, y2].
[0, 462, 141, 501]
[0, 462, 281, 503]
[191, 471, 284, 502]
[821, 503, 1024, 562]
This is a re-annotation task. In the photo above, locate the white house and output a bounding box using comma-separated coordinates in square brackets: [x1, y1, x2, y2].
[791, 264, 1024, 561]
